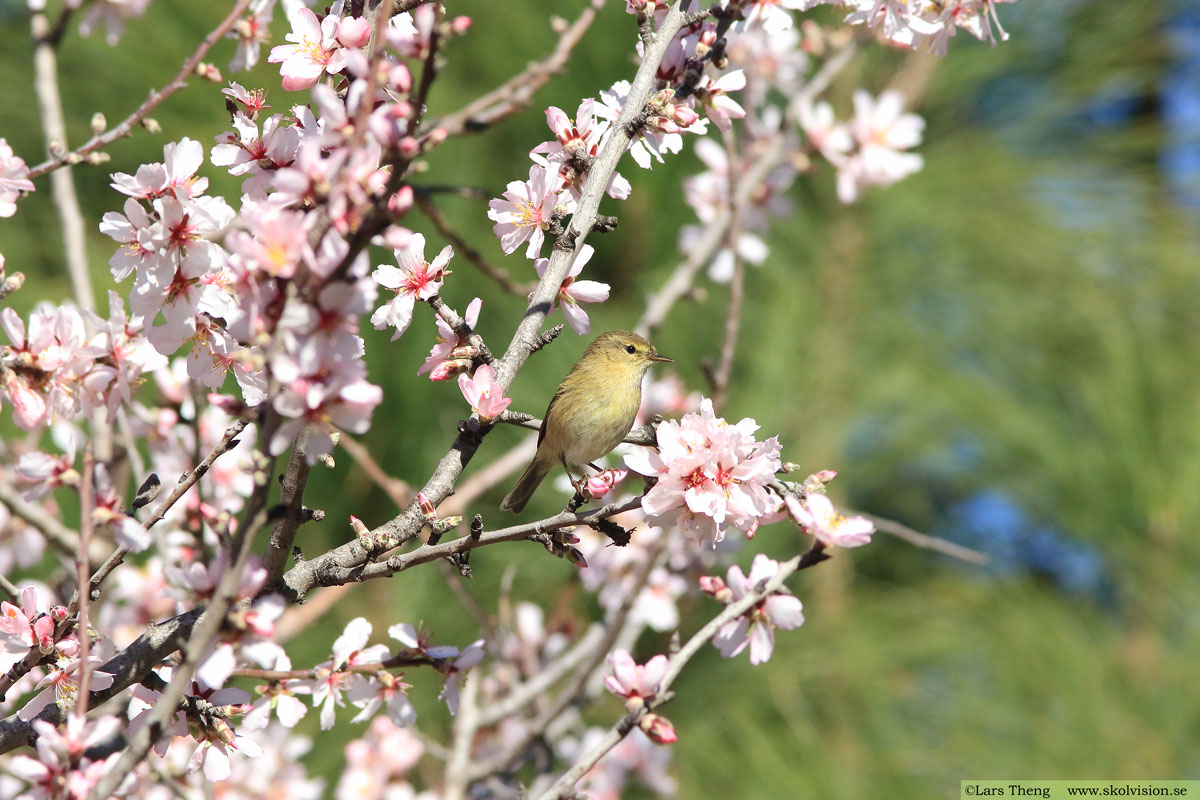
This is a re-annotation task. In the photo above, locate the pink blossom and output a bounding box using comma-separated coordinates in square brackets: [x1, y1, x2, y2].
[534, 244, 610, 335]
[835, 89, 925, 203]
[531, 99, 631, 201]
[784, 492, 875, 547]
[711, 554, 805, 665]
[639, 713, 678, 745]
[438, 639, 485, 714]
[370, 233, 452, 340]
[348, 670, 417, 728]
[604, 649, 668, 702]
[227, 0, 275, 72]
[625, 398, 782, 546]
[585, 467, 627, 500]
[457, 364, 512, 420]
[487, 163, 561, 259]
[419, 297, 481, 380]
[0, 138, 35, 218]
[697, 69, 747, 131]
[268, 6, 347, 91]
[304, 617, 391, 730]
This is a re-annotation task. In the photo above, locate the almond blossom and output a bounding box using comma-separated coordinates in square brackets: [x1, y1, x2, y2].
[457, 364, 512, 420]
[370, 233, 452, 340]
[837, 89, 925, 203]
[709, 554, 805, 665]
[303, 617, 391, 730]
[604, 649, 668, 703]
[268, 5, 351, 91]
[784, 491, 875, 547]
[418, 297, 481, 380]
[625, 398, 782, 546]
[534, 244, 610, 335]
[487, 163, 562, 259]
[0, 138, 34, 218]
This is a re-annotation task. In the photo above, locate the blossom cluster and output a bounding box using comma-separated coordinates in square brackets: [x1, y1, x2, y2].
[626, 398, 783, 547]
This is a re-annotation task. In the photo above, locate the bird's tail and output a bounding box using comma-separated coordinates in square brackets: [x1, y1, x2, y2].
[500, 453, 553, 513]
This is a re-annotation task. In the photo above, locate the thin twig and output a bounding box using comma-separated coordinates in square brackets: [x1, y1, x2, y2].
[72, 449, 95, 721]
[26, 0, 256, 179]
[711, 128, 745, 412]
[414, 192, 532, 296]
[535, 544, 829, 800]
[84, 490, 272, 800]
[476, 624, 605, 727]
[263, 426, 312, 590]
[856, 511, 990, 565]
[464, 531, 668, 784]
[0, 482, 88, 562]
[429, 0, 605, 138]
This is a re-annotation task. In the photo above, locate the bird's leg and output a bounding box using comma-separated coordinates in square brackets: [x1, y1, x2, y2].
[561, 456, 589, 511]
[560, 457, 586, 495]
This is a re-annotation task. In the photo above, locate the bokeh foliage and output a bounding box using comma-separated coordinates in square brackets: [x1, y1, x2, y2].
[1, 0, 1198, 796]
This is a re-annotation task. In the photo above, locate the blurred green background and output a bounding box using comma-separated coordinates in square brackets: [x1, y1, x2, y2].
[2, 0, 1199, 796]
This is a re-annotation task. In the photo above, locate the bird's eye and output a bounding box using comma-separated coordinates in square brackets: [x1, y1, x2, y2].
[625, 344, 636, 354]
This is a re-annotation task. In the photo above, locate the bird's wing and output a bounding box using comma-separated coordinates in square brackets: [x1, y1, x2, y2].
[537, 387, 566, 449]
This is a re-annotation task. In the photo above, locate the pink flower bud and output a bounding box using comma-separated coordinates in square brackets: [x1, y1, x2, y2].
[671, 104, 700, 127]
[450, 16, 472, 34]
[429, 359, 471, 381]
[398, 136, 421, 158]
[350, 515, 369, 538]
[425, 127, 448, 148]
[565, 547, 588, 569]
[337, 16, 372, 49]
[52, 606, 68, 621]
[699, 575, 732, 603]
[389, 185, 414, 216]
[382, 225, 413, 249]
[584, 468, 627, 499]
[196, 62, 222, 83]
[640, 713, 677, 745]
[39, 635, 55, 654]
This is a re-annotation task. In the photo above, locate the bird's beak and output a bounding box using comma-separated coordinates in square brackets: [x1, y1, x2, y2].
[649, 354, 673, 363]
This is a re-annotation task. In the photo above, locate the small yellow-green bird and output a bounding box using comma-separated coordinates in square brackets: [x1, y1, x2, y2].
[500, 330, 672, 513]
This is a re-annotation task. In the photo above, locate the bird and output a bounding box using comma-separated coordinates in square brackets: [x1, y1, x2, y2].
[500, 330, 672, 513]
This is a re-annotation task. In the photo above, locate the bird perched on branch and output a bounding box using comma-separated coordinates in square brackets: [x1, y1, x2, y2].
[500, 330, 672, 513]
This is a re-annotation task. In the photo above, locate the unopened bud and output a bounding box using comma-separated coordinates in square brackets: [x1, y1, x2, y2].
[336, 16, 372, 49]
[66, 152, 83, 165]
[350, 515, 371, 548]
[85, 152, 111, 165]
[698, 575, 732, 603]
[640, 713, 677, 745]
[1, 272, 25, 296]
[90, 112, 107, 134]
[429, 358, 471, 381]
[141, 118, 162, 134]
[417, 492, 437, 518]
[450, 15, 472, 35]
[388, 185, 413, 216]
[196, 62, 222, 82]
[564, 546, 588, 569]
[425, 127, 448, 148]
[398, 136, 420, 158]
